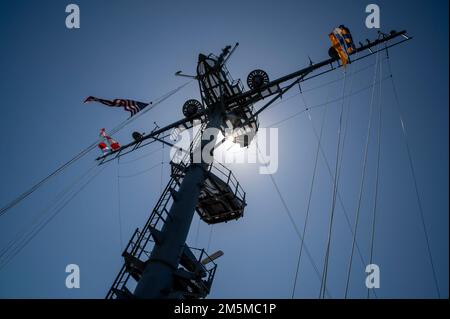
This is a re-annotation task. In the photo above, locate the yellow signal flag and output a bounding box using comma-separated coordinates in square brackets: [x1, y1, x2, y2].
[329, 32, 350, 66]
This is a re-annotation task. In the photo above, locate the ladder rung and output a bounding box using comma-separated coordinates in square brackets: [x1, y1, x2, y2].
[163, 207, 173, 221]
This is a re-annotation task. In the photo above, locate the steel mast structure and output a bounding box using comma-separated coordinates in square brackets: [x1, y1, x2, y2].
[100, 30, 411, 299]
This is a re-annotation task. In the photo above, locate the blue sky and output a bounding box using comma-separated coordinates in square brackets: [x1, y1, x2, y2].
[0, 0, 448, 298]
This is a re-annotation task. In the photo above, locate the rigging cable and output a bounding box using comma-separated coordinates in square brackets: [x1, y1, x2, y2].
[256, 144, 331, 298]
[118, 162, 163, 179]
[292, 56, 364, 298]
[265, 59, 383, 297]
[291, 78, 332, 299]
[0, 164, 106, 270]
[367, 52, 383, 299]
[0, 143, 98, 218]
[344, 45, 381, 298]
[266, 60, 381, 114]
[307, 109, 378, 298]
[0, 81, 193, 218]
[120, 145, 164, 165]
[319, 68, 348, 299]
[117, 158, 124, 251]
[386, 54, 441, 298]
[336, 54, 358, 196]
[333, 51, 362, 271]
[109, 81, 193, 136]
[0, 162, 98, 259]
[267, 75, 391, 129]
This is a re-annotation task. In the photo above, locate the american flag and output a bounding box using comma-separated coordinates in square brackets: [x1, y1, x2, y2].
[84, 96, 151, 116]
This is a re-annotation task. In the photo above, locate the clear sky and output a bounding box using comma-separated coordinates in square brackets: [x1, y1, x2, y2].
[0, 0, 448, 298]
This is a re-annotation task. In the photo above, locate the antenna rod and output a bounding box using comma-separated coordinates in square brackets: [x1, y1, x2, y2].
[175, 71, 197, 79]
[221, 42, 239, 66]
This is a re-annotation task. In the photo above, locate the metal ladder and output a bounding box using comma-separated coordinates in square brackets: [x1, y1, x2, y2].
[106, 124, 205, 299]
